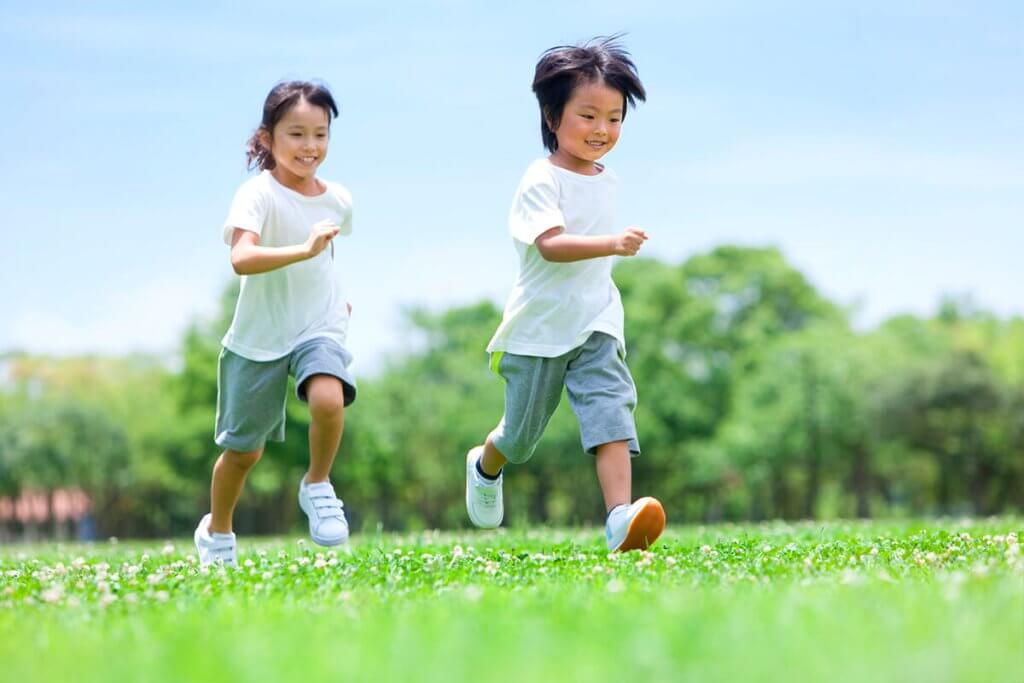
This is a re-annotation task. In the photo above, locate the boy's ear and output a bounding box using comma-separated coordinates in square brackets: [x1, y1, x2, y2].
[542, 106, 559, 132]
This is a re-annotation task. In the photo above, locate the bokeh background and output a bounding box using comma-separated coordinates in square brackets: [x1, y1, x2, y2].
[1, 1, 1021, 539]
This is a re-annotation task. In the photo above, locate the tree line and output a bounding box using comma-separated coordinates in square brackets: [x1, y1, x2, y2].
[1, 246, 1021, 539]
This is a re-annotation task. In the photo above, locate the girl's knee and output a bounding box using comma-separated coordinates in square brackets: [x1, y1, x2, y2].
[306, 375, 345, 421]
[224, 448, 262, 469]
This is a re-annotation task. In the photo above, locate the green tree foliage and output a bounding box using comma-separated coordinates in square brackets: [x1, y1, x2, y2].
[1, 248, 1021, 537]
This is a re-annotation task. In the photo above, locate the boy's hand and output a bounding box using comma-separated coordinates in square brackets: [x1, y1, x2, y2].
[612, 227, 648, 257]
[305, 219, 340, 258]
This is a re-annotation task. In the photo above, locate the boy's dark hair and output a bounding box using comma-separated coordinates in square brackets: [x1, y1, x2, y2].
[532, 35, 646, 153]
[246, 80, 339, 171]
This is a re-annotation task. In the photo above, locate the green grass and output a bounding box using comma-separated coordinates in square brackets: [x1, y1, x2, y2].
[2, 519, 1021, 683]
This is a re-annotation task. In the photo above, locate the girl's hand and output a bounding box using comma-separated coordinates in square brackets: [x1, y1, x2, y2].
[305, 219, 340, 258]
[612, 227, 648, 256]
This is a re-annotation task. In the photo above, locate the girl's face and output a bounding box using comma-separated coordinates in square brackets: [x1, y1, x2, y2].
[549, 79, 624, 174]
[261, 97, 331, 189]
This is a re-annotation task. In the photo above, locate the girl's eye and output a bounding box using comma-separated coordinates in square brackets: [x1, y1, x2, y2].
[610, 119, 621, 124]
[582, 114, 594, 120]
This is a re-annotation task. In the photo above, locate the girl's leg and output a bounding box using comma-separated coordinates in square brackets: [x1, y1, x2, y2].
[304, 374, 346, 483]
[594, 440, 632, 513]
[209, 448, 263, 533]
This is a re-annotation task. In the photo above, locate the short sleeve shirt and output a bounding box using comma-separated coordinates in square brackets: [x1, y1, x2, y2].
[221, 170, 353, 361]
[487, 159, 625, 357]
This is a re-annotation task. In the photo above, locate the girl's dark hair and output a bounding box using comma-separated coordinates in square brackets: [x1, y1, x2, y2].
[532, 35, 646, 153]
[246, 80, 339, 171]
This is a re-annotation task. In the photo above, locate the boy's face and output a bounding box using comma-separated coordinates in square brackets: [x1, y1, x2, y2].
[262, 97, 330, 186]
[550, 79, 623, 172]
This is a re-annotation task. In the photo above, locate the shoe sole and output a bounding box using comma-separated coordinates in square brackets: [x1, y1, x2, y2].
[615, 497, 666, 552]
[466, 447, 501, 529]
[298, 494, 349, 547]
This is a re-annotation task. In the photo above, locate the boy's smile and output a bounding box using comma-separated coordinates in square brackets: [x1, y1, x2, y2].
[549, 79, 624, 174]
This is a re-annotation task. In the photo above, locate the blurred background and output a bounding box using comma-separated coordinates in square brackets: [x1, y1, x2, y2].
[1, 1, 1021, 540]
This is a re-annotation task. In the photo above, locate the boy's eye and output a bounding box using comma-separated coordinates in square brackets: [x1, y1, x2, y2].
[581, 114, 595, 120]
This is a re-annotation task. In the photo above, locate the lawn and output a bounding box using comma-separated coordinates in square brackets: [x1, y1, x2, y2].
[1, 519, 1021, 683]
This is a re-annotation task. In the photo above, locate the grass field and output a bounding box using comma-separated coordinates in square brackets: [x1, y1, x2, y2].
[1, 519, 1021, 683]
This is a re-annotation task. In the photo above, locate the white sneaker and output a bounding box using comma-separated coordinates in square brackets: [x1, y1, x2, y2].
[193, 513, 238, 567]
[298, 479, 349, 546]
[605, 497, 666, 552]
[465, 446, 503, 528]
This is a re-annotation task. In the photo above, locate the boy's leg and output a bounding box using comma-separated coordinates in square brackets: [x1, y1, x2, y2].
[565, 333, 664, 551]
[479, 434, 508, 476]
[468, 351, 568, 528]
[209, 448, 263, 533]
[594, 440, 631, 513]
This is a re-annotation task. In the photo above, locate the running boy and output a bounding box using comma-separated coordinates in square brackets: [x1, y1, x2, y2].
[466, 37, 666, 551]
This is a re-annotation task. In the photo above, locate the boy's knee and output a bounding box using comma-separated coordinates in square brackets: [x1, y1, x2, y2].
[491, 434, 537, 465]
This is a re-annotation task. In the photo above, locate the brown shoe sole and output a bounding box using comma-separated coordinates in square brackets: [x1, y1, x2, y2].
[616, 497, 666, 552]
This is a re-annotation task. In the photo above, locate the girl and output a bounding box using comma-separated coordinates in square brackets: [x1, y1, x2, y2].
[194, 81, 356, 566]
[465, 37, 666, 551]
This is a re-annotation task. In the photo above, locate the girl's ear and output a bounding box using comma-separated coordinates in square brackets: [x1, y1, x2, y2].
[257, 127, 272, 151]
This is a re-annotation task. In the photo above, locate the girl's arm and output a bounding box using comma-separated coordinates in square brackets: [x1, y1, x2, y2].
[229, 220, 339, 275]
[534, 226, 648, 263]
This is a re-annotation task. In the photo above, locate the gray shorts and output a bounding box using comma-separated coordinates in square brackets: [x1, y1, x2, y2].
[214, 337, 357, 452]
[490, 332, 639, 464]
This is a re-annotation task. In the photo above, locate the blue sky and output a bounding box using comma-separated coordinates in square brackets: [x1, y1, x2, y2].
[1, 1, 1021, 373]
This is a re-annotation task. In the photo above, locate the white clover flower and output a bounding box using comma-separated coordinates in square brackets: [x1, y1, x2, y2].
[298, 557, 310, 566]
[926, 552, 938, 563]
[71, 557, 86, 570]
[100, 593, 118, 606]
[606, 579, 624, 594]
[146, 574, 162, 586]
[162, 544, 175, 556]
[140, 553, 150, 563]
[761, 544, 772, 553]
[155, 591, 169, 602]
[451, 545, 465, 560]
[124, 594, 138, 604]
[665, 556, 677, 566]
[700, 545, 712, 555]
[289, 565, 299, 574]
[41, 586, 63, 604]
[464, 585, 483, 601]
[959, 532, 972, 542]
[261, 571, 273, 581]
[314, 558, 328, 570]
[244, 559, 255, 568]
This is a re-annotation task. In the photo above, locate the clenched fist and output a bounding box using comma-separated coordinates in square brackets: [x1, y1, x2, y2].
[612, 227, 648, 257]
[305, 219, 341, 259]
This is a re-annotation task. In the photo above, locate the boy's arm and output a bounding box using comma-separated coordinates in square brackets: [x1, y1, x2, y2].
[229, 221, 339, 275]
[534, 226, 648, 263]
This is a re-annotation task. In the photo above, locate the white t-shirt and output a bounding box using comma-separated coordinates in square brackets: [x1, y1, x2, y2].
[220, 170, 353, 361]
[487, 158, 625, 357]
